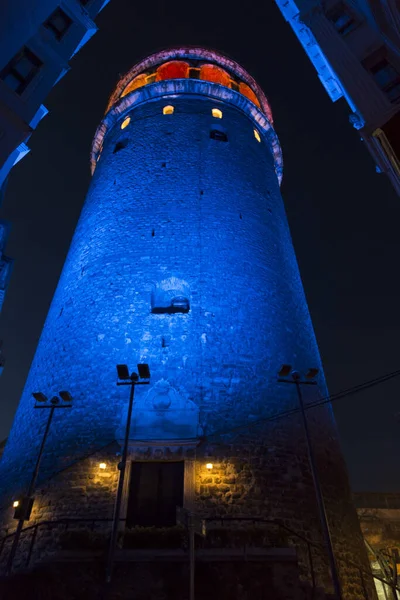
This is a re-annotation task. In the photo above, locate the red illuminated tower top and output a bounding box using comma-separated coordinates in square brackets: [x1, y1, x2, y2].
[91, 47, 282, 180]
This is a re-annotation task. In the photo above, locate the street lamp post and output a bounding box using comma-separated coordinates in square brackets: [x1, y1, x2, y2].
[105, 363, 150, 585]
[6, 391, 73, 575]
[277, 365, 342, 600]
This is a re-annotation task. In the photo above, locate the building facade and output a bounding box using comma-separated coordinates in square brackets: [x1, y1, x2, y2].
[275, 0, 400, 195]
[0, 0, 111, 315]
[0, 48, 376, 598]
[354, 492, 400, 600]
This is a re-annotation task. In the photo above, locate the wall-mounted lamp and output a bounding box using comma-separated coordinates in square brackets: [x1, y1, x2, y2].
[99, 463, 107, 470]
[206, 463, 213, 471]
[12, 501, 19, 508]
[212, 108, 222, 119]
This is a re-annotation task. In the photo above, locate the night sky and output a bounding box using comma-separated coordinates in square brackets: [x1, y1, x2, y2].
[1, 0, 399, 492]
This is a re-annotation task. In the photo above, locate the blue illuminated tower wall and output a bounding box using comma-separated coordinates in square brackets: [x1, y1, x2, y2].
[0, 48, 373, 597]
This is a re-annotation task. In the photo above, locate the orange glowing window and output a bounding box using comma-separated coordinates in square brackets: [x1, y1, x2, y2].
[239, 82, 261, 108]
[156, 61, 190, 81]
[199, 64, 231, 88]
[254, 128, 261, 142]
[121, 73, 148, 98]
[163, 105, 174, 115]
[212, 108, 223, 119]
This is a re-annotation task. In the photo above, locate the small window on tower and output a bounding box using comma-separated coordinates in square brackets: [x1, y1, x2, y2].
[210, 129, 228, 142]
[121, 117, 131, 130]
[212, 108, 223, 119]
[113, 139, 128, 153]
[254, 129, 261, 142]
[163, 105, 174, 115]
[44, 7, 73, 40]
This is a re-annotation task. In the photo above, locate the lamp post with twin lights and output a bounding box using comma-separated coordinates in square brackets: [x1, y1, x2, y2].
[6, 390, 73, 575]
[277, 365, 342, 600]
[105, 363, 150, 584]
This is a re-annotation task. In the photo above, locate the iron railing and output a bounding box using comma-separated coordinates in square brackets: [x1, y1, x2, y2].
[0, 514, 398, 598]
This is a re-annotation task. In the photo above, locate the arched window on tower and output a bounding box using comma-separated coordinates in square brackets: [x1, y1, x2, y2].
[199, 64, 232, 88]
[151, 278, 190, 314]
[156, 61, 190, 81]
[239, 82, 261, 108]
[121, 73, 148, 98]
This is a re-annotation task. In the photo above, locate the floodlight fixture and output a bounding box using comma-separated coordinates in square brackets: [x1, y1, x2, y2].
[50, 396, 60, 405]
[59, 390, 73, 403]
[117, 364, 130, 380]
[12, 500, 19, 508]
[32, 392, 48, 403]
[278, 364, 292, 378]
[137, 363, 150, 379]
[305, 368, 319, 380]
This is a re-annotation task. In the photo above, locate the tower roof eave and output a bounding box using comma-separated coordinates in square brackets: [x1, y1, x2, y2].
[106, 47, 273, 123]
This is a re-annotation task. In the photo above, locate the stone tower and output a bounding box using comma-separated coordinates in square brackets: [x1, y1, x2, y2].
[0, 48, 374, 598]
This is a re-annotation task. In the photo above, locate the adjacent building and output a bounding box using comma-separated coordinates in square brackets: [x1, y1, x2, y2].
[0, 0, 111, 314]
[276, 0, 400, 194]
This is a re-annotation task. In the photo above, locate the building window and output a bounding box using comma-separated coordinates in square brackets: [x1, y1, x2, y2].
[371, 58, 400, 102]
[121, 117, 131, 129]
[210, 129, 228, 142]
[212, 108, 223, 119]
[163, 105, 174, 115]
[327, 2, 358, 35]
[0, 47, 43, 95]
[44, 8, 73, 40]
[364, 50, 400, 103]
[254, 128, 261, 142]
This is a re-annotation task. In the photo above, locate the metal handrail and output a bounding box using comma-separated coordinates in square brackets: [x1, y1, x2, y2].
[1, 514, 399, 597]
[0, 517, 123, 569]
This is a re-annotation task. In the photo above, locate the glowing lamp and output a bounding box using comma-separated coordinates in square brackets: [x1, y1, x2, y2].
[13, 500, 19, 508]
[254, 129, 261, 143]
[163, 105, 174, 115]
[206, 463, 213, 470]
[212, 108, 223, 119]
[99, 463, 107, 470]
[121, 117, 131, 130]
